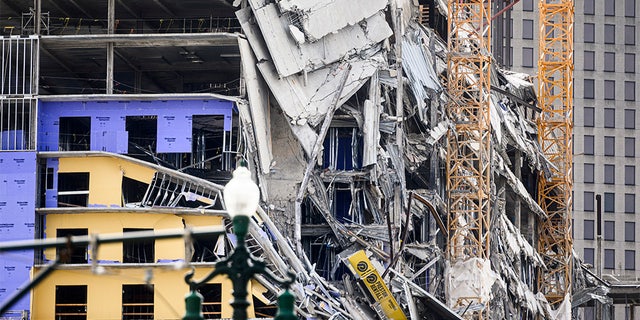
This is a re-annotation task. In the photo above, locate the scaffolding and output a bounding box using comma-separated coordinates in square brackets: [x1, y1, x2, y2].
[446, 0, 492, 318]
[536, 0, 574, 310]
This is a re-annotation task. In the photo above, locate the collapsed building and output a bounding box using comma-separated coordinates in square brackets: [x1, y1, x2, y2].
[0, 0, 616, 319]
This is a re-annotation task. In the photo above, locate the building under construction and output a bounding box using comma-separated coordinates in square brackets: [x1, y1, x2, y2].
[0, 0, 636, 319]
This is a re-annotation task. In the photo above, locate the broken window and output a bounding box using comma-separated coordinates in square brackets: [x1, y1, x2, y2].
[626, 250, 636, 270]
[122, 176, 148, 207]
[55, 285, 87, 320]
[323, 127, 362, 170]
[198, 283, 222, 319]
[625, 193, 636, 213]
[57, 228, 88, 263]
[123, 228, 154, 263]
[604, 249, 615, 269]
[126, 116, 157, 155]
[253, 295, 277, 318]
[191, 233, 223, 263]
[191, 115, 228, 172]
[122, 284, 153, 320]
[59, 117, 90, 151]
[57, 172, 90, 207]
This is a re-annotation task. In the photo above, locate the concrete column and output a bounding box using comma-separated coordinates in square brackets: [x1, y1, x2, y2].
[106, 0, 115, 94]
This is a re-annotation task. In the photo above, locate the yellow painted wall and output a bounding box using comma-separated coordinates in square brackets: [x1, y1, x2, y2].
[45, 213, 222, 262]
[58, 157, 155, 207]
[30, 267, 250, 320]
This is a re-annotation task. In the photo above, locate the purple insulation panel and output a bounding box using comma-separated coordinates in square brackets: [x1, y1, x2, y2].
[0, 152, 36, 313]
[38, 99, 233, 153]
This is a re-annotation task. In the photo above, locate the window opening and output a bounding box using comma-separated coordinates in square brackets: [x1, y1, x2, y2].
[198, 284, 222, 319]
[122, 284, 154, 320]
[59, 117, 90, 151]
[55, 285, 87, 320]
[57, 228, 88, 263]
[126, 116, 157, 155]
[57, 172, 89, 207]
[123, 228, 154, 263]
[122, 176, 148, 207]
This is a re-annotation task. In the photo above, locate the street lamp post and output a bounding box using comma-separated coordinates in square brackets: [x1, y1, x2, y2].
[183, 165, 297, 320]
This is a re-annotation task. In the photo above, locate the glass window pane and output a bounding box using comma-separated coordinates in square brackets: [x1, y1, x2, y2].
[625, 53, 636, 73]
[626, 165, 636, 185]
[604, 249, 615, 269]
[605, 0, 616, 15]
[604, 52, 615, 72]
[584, 219, 595, 240]
[584, 135, 594, 155]
[604, 136, 615, 156]
[604, 80, 615, 100]
[523, 19, 533, 39]
[584, 79, 595, 99]
[584, 23, 595, 43]
[604, 108, 615, 128]
[604, 164, 615, 184]
[625, 81, 636, 101]
[625, 137, 636, 157]
[625, 193, 636, 213]
[625, 250, 636, 270]
[584, 107, 595, 127]
[626, 0, 636, 17]
[626, 25, 636, 45]
[522, 47, 534, 68]
[584, 248, 595, 266]
[523, 0, 534, 11]
[604, 192, 615, 212]
[626, 222, 636, 242]
[584, 163, 595, 183]
[584, 191, 595, 211]
[605, 24, 616, 44]
[584, 51, 595, 71]
[604, 221, 615, 241]
[625, 109, 636, 129]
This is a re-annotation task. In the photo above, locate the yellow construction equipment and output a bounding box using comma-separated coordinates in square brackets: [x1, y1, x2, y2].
[536, 0, 574, 310]
[446, 0, 492, 318]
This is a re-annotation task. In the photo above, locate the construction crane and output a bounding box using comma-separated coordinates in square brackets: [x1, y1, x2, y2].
[536, 0, 574, 311]
[445, 0, 492, 318]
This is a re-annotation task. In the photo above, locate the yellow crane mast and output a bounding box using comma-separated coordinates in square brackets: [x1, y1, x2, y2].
[446, 0, 492, 317]
[536, 0, 574, 310]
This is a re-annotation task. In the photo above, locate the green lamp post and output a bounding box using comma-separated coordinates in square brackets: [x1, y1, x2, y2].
[184, 165, 297, 320]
